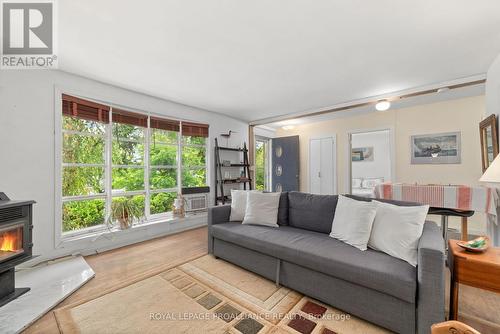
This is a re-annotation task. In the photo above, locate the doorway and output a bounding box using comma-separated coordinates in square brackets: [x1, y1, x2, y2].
[255, 136, 270, 191]
[309, 135, 337, 195]
[348, 129, 393, 197]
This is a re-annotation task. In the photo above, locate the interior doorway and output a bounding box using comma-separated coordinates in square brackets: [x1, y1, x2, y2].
[309, 135, 337, 195]
[255, 136, 271, 191]
[348, 129, 393, 197]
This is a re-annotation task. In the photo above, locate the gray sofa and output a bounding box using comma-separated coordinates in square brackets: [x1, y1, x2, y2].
[208, 192, 445, 334]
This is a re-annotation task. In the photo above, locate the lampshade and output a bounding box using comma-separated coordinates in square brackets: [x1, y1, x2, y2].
[480, 154, 500, 183]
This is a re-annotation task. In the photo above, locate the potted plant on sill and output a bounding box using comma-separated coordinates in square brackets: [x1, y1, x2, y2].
[110, 197, 144, 229]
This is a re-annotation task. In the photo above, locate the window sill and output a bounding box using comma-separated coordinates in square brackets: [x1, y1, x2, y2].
[59, 211, 207, 244]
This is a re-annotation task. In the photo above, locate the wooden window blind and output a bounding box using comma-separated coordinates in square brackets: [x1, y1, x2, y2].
[62, 94, 110, 123]
[150, 117, 180, 132]
[112, 108, 148, 127]
[182, 121, 209, 137]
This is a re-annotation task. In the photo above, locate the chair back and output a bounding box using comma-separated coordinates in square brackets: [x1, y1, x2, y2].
[431, 321, 481, 334]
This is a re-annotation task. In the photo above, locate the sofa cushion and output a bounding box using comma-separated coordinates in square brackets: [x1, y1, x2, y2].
[211, 223, 417, 303]
[288, 192, 338, 233]
[277, 192, 289, 226]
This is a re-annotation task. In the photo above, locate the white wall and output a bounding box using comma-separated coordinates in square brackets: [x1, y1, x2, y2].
[486, 54, 500, 118]
[351, 130, 392, 182]
[0, 70, 248, 262]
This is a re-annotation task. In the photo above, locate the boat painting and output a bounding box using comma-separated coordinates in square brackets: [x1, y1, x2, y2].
[411, 132, 461, 164]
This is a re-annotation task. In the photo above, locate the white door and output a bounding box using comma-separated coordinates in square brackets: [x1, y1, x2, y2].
[310, 136, 336, 195]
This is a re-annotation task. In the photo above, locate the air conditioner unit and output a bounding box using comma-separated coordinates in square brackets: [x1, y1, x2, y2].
[184, 193, 208, 212]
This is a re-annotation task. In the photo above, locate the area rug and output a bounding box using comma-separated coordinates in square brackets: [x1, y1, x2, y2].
[54, 255, 390, 334]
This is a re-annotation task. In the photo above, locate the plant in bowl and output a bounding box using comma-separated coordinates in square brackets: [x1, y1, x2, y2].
[110, 197, 144, 229]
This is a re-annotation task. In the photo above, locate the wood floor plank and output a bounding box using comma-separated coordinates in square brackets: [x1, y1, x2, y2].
[23, 227, 208, 334]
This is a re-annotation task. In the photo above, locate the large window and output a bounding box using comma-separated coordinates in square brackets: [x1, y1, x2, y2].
[60, 94, 208, 234]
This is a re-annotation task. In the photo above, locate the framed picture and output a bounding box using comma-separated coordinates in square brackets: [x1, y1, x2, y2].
[479, 114, 498, 172]
[411, 132, 461, 164]
[352, 147, 374, 162]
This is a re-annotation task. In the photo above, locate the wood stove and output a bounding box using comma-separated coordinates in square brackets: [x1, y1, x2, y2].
[0, 193, 34, 307]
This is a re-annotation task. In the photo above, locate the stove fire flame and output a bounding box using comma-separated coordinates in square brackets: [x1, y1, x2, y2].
[0, 233, 18, 252]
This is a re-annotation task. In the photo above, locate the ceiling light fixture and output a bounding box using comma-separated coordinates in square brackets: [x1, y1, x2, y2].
[375, 100, 391, 111]
[437, 87, 450, 94]
[282, 125, 295, 130]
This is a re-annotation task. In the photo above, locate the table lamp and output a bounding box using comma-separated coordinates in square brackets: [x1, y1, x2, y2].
[480, 154, 500, 183]
[479, 154, 500, 246]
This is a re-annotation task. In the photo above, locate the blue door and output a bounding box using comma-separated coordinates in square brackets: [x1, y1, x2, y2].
[272, 136, 299, 192]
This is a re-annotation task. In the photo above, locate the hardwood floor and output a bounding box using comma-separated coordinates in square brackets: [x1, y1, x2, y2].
[23, 227, 208, 334]
[22, 226, 500, 333]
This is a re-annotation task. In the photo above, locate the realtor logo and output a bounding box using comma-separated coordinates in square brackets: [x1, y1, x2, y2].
[1, 0, 57, 69]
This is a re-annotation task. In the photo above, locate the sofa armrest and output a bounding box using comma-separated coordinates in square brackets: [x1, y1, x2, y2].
[208, 205, 231, 253]
[417, 221, 445, 334]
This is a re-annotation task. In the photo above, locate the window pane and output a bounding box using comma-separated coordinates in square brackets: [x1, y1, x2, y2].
[111, 195, 145, 226]
[63, 116, 105, 135]
[113, 123, 144, 141]
[183, 135, 206, 146]
[150, 168, 177, 189]
[182, 168, 206, 187]
[112, 140, 144, 165]
[112, 168, 145, 192]
[150, 143, 177, 166]
[256, 168, 265, 191]
[255, 141, 266, 190]
[63, 167, 105, 196]
[62, 199, 105, 232]
[182, 146, 206, 167]
[150, 192, 177, 215]
[151, 128, 178, 145]
[63, 133, 105, 164]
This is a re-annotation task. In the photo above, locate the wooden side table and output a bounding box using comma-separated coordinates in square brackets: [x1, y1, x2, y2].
[448, 240, 500, 320]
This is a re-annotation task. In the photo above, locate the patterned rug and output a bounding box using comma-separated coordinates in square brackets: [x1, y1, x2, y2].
[54, 255, 390, 334]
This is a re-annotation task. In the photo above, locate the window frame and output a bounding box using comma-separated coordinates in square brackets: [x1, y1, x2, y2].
[55, 89, 210, 244]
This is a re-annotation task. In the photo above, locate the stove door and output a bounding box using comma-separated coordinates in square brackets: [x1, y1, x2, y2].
[0, 223, 24, 263]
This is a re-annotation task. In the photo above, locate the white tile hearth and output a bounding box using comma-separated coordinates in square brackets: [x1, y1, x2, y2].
[0, 256, 94, 334]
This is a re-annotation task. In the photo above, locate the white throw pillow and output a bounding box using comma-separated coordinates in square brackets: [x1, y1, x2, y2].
[242, 192, 281, 227]
[229, 190, 250, 221]
[368, 201, 429, 266]
[329, 195, 378, 251]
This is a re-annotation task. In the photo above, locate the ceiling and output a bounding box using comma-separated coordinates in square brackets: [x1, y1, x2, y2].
[59, 1, 500, 122]
[263, 83, 485, 129]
